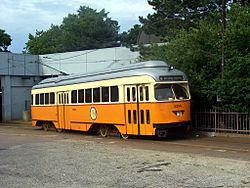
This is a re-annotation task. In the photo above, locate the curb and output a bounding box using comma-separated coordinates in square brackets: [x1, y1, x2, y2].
[1, 121, 32, 126]
[194, 131, 250, 138]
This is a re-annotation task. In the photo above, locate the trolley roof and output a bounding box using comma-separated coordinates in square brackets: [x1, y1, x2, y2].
[32, 61, 187, 89]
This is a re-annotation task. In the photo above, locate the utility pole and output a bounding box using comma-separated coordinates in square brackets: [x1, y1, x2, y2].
[221, 0, 226, 79]
[217, 0, 226, 103]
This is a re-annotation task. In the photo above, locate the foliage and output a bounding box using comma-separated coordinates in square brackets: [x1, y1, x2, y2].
[220, 4, 250, 112]
[119, 24, 141, 47]
[141, 18, 221, 105]
[61, 6, 119, 52]
[140, 4, 250, 112]
[139, 0, 222, 39]
[26, 25, 64, 54]
[25, 6, 120, 54]
[0, 29, 12, 52]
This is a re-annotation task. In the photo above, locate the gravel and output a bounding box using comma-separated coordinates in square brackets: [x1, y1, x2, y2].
[0, 138, 249, 188]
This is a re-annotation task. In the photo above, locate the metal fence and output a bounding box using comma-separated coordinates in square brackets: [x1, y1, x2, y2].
[193, 109, 250, 134]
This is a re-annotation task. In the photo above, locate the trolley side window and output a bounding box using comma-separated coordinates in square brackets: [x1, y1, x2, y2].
[71, 90, 77, 103]
[35, 94, 39, 105]
[49, 92, 55, 104]
[145, 86, 149, 101]
[128, 110, 131, 124]
[58, 94, 61, 104]
[111, 86, 119, 102]
[40, 93, 45, 105]
[102, 87, 109, 102]
[78, 89, 84, 103]
[59, 94, 63, 104]
[85, 89, 92, 103]
[93, 88, 100, 103]
[133, 110, 137, 124]
[127, 87, 130, 102]
[140, 110, 145, 124]
[64, 93, 69, 104]
[146, 110, 150, 124]
[132, 87, 136, 101]
[45, 93, 49, 104]
[139, 86, 144, 101]
[31, 95, 33, 105]
[67, 93, 69, 104]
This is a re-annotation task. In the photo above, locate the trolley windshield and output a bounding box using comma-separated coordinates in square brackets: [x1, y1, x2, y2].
[154, 83, 189, 101]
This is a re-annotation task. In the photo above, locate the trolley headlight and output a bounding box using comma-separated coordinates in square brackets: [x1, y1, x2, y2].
[168, 65, 174, 71]
[173, 110, 184, 117]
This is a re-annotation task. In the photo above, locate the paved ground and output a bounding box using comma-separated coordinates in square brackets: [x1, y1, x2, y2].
[0, 123, 250, 187]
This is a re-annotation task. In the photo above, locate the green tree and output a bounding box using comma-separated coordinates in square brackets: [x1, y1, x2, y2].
[61, 6, 119, 52]
[26, 25, 63, 54]
[139, 0, 223, 39]
[141, 18, 221, 105]
[0, 29, 12, 52]
[140, 4, 250, 111]
[219, 4, 250, 111]
[119, 24, 141, 46]
[26, 6, 120, 54]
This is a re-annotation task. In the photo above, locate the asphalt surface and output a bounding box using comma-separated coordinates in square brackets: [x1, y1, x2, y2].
[0, 123, 250, 187]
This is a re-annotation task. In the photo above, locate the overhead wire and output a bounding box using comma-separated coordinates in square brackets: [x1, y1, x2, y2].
[41, 58, 137, 65]
[41, 49, 99, 62]
[0, 44, 138, 74]
[0, 58, 63, 75]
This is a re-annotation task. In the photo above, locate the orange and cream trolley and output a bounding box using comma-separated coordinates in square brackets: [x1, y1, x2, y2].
[31, 61, 191, 138]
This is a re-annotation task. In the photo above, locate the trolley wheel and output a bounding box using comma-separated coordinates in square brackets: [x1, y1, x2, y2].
[99, 125, 109, 137]
[42, 122, 50, 131]
[120, 133, 129, 139]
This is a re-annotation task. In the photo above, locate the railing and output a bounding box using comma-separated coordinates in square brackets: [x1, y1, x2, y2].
[193, 109, 250, 134]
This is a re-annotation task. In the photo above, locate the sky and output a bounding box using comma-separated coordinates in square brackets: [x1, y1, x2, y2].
[0, 0, 154, 53]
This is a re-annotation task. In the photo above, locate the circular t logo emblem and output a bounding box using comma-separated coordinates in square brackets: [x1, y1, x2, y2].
[90, 107, 97, 120]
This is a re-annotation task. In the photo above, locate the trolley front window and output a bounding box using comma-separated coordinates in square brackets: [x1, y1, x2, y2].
[154, 84, 189, 101]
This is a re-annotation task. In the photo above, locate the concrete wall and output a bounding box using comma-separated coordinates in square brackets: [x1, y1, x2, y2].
[0, 52, 40, 76]
[0, 52, 42, 121]
[1, 76, 42, 121]
[1, 76, 11, 121]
